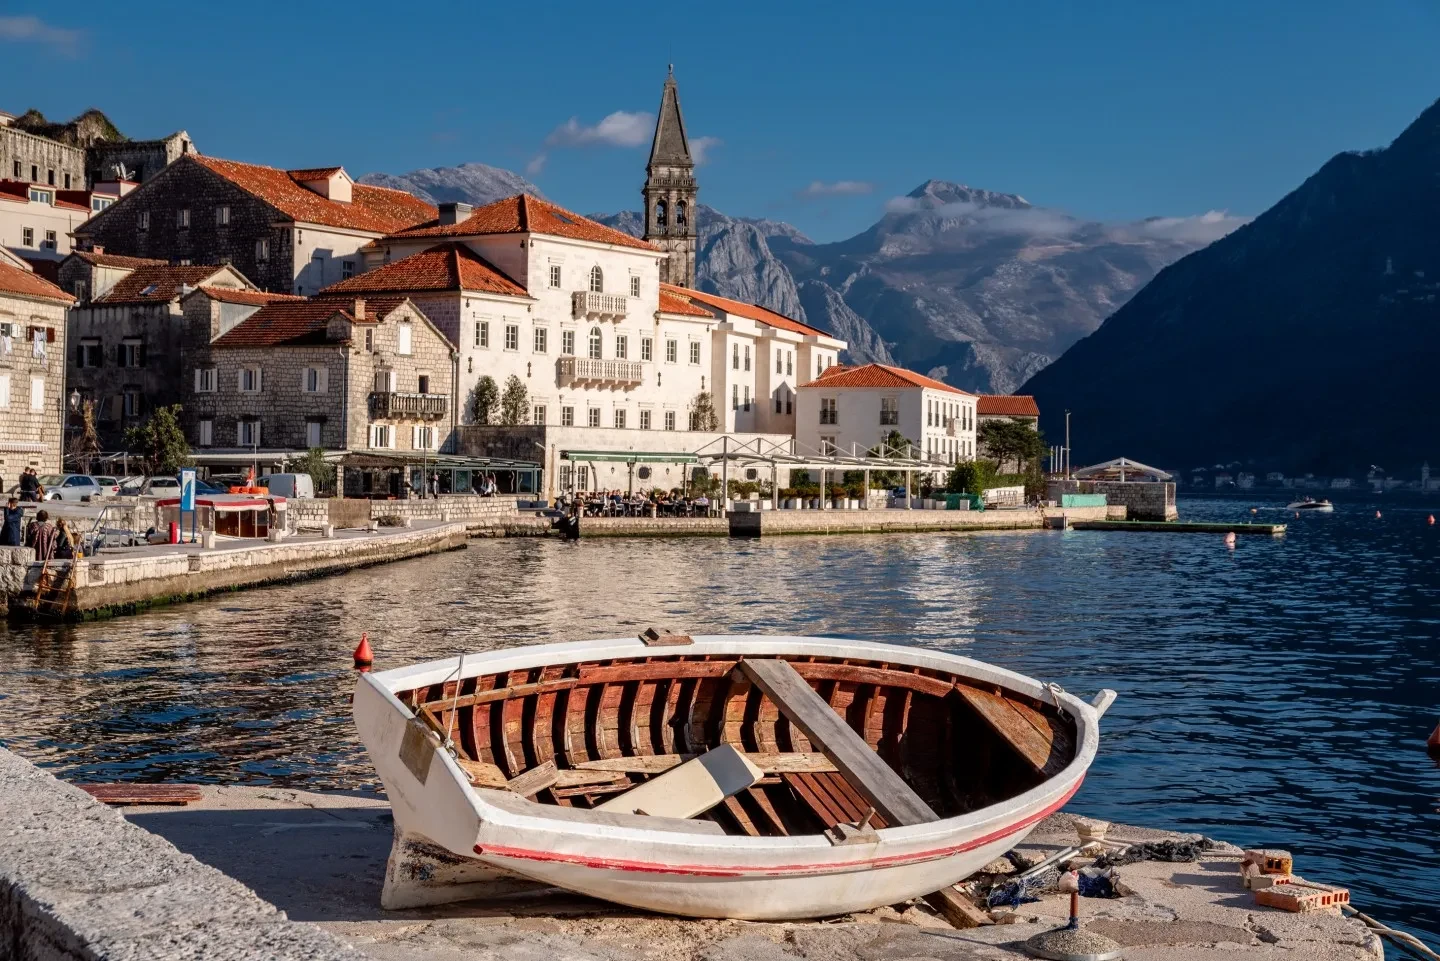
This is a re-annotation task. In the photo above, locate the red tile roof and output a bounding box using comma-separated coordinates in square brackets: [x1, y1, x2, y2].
[191, 286, 304, 307]
[800, 363, 971, 395]
[95, 264, 231, 304]
[0, 259, 74, 304]
[658, 288, 714, 317]
[977, 394, 1040, 417]
[320, 243, 527, 297]
[0, 179, 88, 211]
[664, 284, 831, 338]
[390, 194, 657, 251]
[191, 156, 436, 234]
[68, 250, 167, 269]
[287, 167, 344, 180]
[214, 295, 407, 348]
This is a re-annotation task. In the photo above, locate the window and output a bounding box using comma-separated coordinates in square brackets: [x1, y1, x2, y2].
[29, 164, 37, 181]
[629, 275, 641, 297]
[342, 260, 354, 280]
[561, 406, 574, 427]
[816, 357, 822, 378]
[587, 407, 601, 427]
[775, 396, 783, 414]
[373, 369, 396, 393]
[820, 436, 838, 455]
[533, 405, 546, 425]
[20, 228, 32, 247]
[42, 230, 55, 250]
[588, 265, 603, 293]
[364, 329, 374, 352]
[63, 173, 71, 190]
[30, 376, 44, 411]
[614, 334, 627, 360]
[123, 390, 142, 417]
[588, 326, 602, 359]
[743, 386, 750, 412]
[46, 169, 54, 186]
[0, 374, 8, 408]
[880, 396, 899, 426]
[786, 393, 793, 415]
[412, 426, 436, 450]
[655, 199, 668, 227]
[640, 337, 652, 362]
[534, 327, 547, 353]
[665, 339, 678, 363]
[744, 345, 751, 371]
[302, 366, 328, 393]
[9, 161, 16, 178]
[91, 197, 112, 212]
[820, 398, 838, 425]
[639, 409, 652, 430]
[28, 188, 51, 204]
[255, 238, 269, 260]
[76, 339, 103, 369]
[732, 384, 739, 409]
[475, 320, 489, 348]
[777, 350, 783, 374]
[239, 367, 262, 393]
[239, 419, 262, 447]
[368, 424, 393, 449]
[689, 341, 701, 365]
[176, 208, 190, 228]
[138, 211, 150, 230]
[397, 323, 413, 355]
[215, 205, 231, 225]
[198, 419, 213, 446]
[305, 420, 322, 447]
[121, 339, 145, 368]
[665, 411, 677, 431]
[193, 367, 217, 393]
[548, 264, 562, 288]
[688, 410, 700, 430]
[614, 409, 626, 429]
[732, 344, 739, 369]
[561, 329, 575, 355]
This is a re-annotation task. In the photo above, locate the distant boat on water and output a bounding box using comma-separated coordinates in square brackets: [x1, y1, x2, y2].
[1286, 498, 1334, 512]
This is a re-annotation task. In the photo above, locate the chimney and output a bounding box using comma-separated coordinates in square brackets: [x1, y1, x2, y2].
[437, 202, 472, 226]
[353, 298, 366, 320]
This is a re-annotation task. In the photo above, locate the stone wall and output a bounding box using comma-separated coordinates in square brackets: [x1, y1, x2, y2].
[0, 291, 68, 475]
[729, 503, 1113, 537]
[64, 296, 187, 449]
[1049, 479, 1176, 521]
[85, 132, 195, 186]
[580, 516, 728, 537]
[0, 126, 85, 189]
[0, 745, 357, 960]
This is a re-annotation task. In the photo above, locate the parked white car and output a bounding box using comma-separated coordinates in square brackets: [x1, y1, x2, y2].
[35, 474, 106, 501]
[256, 473, 314, 499]
[118, 476, 182, 497]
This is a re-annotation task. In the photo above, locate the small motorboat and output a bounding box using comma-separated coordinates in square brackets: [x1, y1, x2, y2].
[354, 633, 1111, 919]
[1286, 498, 1334, 512]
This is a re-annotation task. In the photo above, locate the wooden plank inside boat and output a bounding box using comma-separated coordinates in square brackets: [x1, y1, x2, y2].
[573, 751, 837, 775]
[76, 784, 203, 806]
[506, 760, 560, 799]
[739, 658, 939, 826]
[952, 682, 1071, 777]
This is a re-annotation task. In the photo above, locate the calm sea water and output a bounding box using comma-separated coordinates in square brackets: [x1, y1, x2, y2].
[0, 495, 1436, 939]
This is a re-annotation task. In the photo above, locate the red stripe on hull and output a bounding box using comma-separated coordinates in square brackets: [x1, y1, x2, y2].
[476, 776, 1082, 878]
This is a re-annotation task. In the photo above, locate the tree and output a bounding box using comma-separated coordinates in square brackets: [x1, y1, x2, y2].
[66, 398, 101, 474]
[689, 391, 719, 432]
[499, 374, 529, 426]
[296, 447, 336, 496]
[947, 459, 998, 494]
[468, 376, 498, 425]
[122, 404, 190, 476]
[865, 429, 918, 487]
[978, 418, 1046, 473]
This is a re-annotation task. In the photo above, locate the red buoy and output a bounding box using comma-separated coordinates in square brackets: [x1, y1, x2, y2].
[1376, 510, 1382, 519]
[353, 633, 374, 671]
[1428, 721, 1440, 758]
[1430, 515, 1435, 525]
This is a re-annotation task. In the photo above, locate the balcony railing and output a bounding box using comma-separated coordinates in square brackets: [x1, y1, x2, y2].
[557, 357, 643, 388]
[370, 391, 448, 419]
[572, 290, 628, 321]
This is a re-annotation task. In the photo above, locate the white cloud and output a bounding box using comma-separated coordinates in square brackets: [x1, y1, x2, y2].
[799, 180, 875, 199]
[0, 15, 82, 55]
[524, 154, 547, 177]
[884, 194, 1249, 244]
[544, 110, 653, 149]
[691, 136, 722, 165]
[1109, 210, 1249, 244]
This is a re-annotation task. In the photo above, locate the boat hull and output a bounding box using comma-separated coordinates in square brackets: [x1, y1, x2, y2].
[354, 635, 1100, 919]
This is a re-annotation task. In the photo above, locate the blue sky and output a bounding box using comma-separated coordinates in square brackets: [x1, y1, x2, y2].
[4, 0, 1439, 242]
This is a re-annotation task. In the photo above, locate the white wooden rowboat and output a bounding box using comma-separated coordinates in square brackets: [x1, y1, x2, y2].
[353, 634, 1111, 919]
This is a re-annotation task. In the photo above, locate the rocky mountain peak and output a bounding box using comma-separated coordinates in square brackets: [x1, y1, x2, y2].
[905, 179, 1031, 210]
[357, 163, 543, 206]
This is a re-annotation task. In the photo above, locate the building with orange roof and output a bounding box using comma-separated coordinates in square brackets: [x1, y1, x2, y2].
[976, 394, 1040, 426]
[0, 248, 74, 473]
[73, 154, 437, 296]
[0, 176, 140, 268]
[59, 251, 257, 447]
[796, 363, 977, 472]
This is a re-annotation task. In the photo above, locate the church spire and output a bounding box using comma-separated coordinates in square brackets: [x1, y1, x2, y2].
[642, 67, 698, 288]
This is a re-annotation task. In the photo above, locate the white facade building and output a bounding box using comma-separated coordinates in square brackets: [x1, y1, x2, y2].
[0, 178, 134, 265]
[795, 363, 976, 478]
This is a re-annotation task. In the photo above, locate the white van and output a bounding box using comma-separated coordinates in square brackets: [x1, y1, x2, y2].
[256, 473, 315, 499]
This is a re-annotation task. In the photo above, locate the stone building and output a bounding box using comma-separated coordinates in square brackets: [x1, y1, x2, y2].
[795, 363, 977, 475]
[74, 156, 436, 295]
[181, 289, 455, 478]
[60, 251, 256, 448]
[0, 249, 72, 475]
[0, 124, 85, 193]
[642, 68, 698, 289]
[85, 132, 195, 186]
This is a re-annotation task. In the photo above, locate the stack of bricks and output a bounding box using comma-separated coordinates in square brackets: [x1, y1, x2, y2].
[1241, 849, 1350, 914]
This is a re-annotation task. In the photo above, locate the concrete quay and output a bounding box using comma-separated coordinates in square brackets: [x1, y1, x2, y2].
[730, 504, 1119, 536]
[0, 757, 1382, 961]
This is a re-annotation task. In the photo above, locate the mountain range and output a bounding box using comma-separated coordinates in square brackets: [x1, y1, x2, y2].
[360, 168, 1241, 394]
[1020, 96, 1440, 473]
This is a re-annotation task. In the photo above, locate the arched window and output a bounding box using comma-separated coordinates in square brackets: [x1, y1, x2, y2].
[676, 201, 687, 227]
[655, 199, 668, 228]
[588, 326, 602, 359]
[588, 265, 603, 293]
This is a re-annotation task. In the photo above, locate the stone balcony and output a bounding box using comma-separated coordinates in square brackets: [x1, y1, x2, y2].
[369, 391, 448, 419]
[572, 291, 628, 321]
[557, 357, 644, 389]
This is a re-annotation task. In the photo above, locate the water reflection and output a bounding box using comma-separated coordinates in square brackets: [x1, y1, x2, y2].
[0, 496, 1435, 938]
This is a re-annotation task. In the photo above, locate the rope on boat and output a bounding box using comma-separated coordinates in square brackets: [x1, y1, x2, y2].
[1044, 682, 1071, 720]
[1342, 905, 1440, 961]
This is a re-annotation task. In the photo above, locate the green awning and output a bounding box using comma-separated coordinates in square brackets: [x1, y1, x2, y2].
[560, 450, 699, 464]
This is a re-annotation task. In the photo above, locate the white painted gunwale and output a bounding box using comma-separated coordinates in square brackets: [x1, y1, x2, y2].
[359, 635, 1098, 868]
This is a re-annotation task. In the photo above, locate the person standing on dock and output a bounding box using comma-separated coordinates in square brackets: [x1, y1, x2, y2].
[18, 468, 38, 503]
[29, 510, 58, 561]
[0, 497, 22, 546]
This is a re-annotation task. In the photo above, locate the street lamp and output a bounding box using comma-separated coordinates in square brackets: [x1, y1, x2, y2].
[68, 389, 80, 412]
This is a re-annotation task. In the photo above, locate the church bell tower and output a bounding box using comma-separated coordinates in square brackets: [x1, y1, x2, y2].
[642, 66, 697, 289]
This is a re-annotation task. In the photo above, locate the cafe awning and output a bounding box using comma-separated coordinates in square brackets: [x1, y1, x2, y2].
[560, 450, 699, 464]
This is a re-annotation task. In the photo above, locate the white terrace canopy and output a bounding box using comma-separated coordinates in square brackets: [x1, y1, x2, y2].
[1072, 457, 1173, 482]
